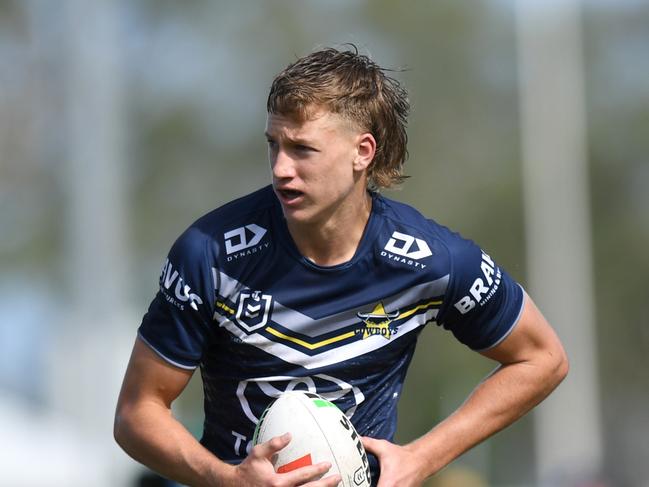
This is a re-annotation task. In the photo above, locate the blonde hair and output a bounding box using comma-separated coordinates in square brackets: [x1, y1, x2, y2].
[267, 46, 410, 190]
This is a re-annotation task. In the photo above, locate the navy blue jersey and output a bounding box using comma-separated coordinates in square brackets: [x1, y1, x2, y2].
[138, 185, 524, 478]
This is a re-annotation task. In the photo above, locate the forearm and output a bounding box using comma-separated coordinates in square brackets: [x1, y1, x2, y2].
[114, 401, 234, 487]
[408, 357, 567, 478]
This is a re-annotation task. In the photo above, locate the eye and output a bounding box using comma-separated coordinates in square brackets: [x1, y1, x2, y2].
[295, 144, 319, 153]
[266, 138, 278, 150]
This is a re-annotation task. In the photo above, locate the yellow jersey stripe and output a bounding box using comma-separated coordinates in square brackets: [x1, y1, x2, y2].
[265, 327, 357, 350]
[264, 300, 441, 351]
[397, 300, 442, 320]
[215, 301, 235, 315]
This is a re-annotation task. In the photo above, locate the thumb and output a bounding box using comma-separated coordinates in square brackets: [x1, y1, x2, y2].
[361, 436, 387, 456]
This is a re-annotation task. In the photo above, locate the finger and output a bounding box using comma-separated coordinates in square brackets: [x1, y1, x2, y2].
[251, 432, 291, 459]
[361, 435, 384, 455]
[280, 461, 332, 485]
[302, 471, 342, 487]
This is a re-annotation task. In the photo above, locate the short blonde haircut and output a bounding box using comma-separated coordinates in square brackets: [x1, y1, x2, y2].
[267, 46, 410, 190]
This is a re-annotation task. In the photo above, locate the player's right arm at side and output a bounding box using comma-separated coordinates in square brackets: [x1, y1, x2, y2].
[114, 337, 236, 486]
[114, 338, 339, 487]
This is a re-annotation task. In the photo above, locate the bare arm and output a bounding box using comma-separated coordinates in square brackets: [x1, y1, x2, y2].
[363, 293, 569, 486]
[114, 337, 340, 487]
[114, 337, 232, 486]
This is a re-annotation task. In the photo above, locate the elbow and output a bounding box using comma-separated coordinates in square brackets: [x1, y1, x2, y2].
[550, 345, 570, 389]
[113, 410, 126, 448]
[113, 405, 133, 452]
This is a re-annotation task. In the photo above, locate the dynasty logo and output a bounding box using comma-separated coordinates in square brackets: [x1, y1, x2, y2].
[380, 231, 432, 270]
[356, 302, 400, 340]
[224, 224, 270, 262]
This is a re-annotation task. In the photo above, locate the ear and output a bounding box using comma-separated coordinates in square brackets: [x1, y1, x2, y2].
[353, 132, 376, 172]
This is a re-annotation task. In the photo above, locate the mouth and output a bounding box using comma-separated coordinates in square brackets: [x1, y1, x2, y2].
[276, 188, 305, 205]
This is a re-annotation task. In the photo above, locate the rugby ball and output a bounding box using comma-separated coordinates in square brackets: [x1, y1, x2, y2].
[253, 391, 371, 486]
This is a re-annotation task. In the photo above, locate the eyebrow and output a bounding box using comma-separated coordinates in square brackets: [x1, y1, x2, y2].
[264, 132, 314, 146]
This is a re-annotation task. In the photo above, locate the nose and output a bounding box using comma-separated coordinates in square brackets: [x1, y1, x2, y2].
[271, 148, 296, 180]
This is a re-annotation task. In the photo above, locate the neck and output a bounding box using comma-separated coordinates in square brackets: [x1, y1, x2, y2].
[287, 191, 373, 267]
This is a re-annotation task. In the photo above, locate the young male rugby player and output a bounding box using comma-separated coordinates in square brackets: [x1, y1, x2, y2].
[114, 46, 568, 487]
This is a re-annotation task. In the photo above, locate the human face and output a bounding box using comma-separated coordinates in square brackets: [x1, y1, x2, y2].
[266, 110, 373, 228]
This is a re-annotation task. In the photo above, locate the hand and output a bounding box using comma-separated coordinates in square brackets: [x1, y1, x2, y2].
[362, 437, 427, 487]
[228, 433, 342, 487]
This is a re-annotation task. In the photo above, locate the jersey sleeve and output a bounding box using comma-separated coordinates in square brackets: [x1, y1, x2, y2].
[437, 235, 525, 351]
[138, 226, 216, 369]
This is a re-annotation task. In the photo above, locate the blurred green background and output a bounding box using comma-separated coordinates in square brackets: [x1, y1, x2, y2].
[1, 1, 647, 486]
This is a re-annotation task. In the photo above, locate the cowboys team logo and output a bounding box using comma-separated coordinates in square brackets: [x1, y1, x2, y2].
[234, 290, 273, 332]
[356, 302, 401, 340]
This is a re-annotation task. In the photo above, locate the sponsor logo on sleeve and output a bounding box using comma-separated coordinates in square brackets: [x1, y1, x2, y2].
[380, 231, 432, 269]
[224, 224, 270, 261]
[159, 258, 203, 311]
[453, 251, 502, 314]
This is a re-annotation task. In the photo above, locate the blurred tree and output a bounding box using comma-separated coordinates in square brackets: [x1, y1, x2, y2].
[585, 5, 649, 485]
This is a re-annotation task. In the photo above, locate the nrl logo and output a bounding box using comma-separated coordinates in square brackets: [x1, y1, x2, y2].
[234, 290, 273, 333]
[356, 302, 400, 340]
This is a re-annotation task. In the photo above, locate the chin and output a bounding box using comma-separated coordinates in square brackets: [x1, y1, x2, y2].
[280, 205, 319, 227]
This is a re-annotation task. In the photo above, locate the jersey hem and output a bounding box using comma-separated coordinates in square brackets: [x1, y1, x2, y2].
[474, 284, 526, 352]
[138, 332, 198, 370]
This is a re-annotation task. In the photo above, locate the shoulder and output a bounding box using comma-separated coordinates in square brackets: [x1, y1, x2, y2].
[158, 186, 277, 291]
[192, 185, 276, 234]
[156, 186, 276, 311]
[374, 193, 471, 254]
[374, 194, 430, 229]
[372, 194, 524, 350]
[172, 185, 276, 252]
[373, 194, 505, 292]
